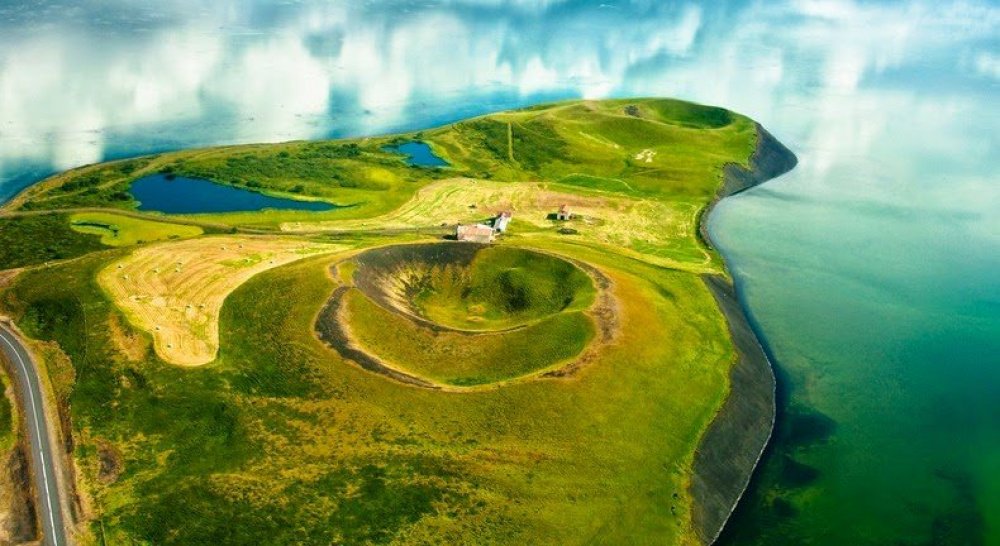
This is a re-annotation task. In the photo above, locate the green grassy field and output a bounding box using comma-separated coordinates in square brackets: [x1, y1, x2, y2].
[69, 211, 203, 246]
[0, 98, 762, 545]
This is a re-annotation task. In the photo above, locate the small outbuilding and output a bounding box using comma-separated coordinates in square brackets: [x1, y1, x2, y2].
[456, 223, 495, 243]
[556, 204, 571, 221]
[493, 211, 513, 233]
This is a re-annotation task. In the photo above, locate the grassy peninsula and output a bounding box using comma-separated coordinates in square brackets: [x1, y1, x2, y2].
[0, 98, 793, 545]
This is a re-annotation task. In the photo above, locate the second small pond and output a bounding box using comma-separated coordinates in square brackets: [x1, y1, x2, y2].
[383, 141, 449, 167]
[130, 174, 337, 214]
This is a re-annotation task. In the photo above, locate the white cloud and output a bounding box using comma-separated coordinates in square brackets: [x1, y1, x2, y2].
[792, 0, 859, 20]
[973, 51, 1000, 79]
[518, 56, 560, 94]
[206, 35, 330, 141]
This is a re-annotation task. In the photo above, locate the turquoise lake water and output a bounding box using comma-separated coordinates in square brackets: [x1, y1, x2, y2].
[131, 174, 336, 214]
[0, 1, 997, 544]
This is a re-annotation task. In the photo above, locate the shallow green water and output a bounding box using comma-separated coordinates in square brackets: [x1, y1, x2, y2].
[1, 1, 997, 543]
[711, 181, 1000, 544]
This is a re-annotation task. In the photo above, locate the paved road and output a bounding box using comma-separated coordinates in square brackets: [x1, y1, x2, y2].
[0, 323, 68, 546]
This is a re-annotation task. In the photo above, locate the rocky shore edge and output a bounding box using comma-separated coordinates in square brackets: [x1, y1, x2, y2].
[690, 124, 797, 545]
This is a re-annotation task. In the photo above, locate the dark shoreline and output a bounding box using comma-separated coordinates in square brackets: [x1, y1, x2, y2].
[690, 124, 797, 544]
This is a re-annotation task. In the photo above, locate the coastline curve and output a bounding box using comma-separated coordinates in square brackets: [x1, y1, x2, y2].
[690, 123, 797, 544]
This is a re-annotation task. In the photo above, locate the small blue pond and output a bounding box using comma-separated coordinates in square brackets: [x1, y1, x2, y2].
[130, 174, 337, 214]
[383, 141, 449, 167]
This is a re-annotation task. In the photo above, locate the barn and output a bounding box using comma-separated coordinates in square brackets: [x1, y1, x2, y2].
[456, 223, 495, 243]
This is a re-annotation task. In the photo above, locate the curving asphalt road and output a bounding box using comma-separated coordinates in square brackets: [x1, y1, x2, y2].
[0, 323, 68, 546]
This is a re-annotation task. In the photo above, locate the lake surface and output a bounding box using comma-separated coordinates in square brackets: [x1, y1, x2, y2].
[1, 1, 997, 544]
[132, 174, 335, 214]
[384, 142, 449, 167]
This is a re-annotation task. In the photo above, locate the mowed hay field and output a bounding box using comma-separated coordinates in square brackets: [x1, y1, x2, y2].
[98, 236, 341, 366]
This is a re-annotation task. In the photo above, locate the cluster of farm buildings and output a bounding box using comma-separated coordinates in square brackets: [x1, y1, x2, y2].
[456, 205, 572, 243]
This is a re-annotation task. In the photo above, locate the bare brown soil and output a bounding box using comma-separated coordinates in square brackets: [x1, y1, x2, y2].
[541, 259, 620, 378]
[0, 270, 20, 293]
[96, 442, 123, 485]
[106, 313, 149, 363]
[0, 443, 38, 544]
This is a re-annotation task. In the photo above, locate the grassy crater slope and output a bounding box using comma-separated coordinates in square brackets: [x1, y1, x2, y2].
[345, 287, 595, 386]
[0, 98, 784, 545]
[324, 243, 601, 387]
[413, 246, 593, 331]
[355, 243, 595, 332]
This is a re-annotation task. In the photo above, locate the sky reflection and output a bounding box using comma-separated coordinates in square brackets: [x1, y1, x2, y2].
[0, 0, 996, 198]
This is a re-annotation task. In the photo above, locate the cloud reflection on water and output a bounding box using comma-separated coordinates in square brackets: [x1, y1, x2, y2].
[0, 1, 995, 189]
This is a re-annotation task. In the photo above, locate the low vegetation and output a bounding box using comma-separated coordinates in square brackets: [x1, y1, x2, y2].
[0, 214, 107, 269]
[69, 212, 203, 246]
[0, 98, 765, 545]
[284, 178, 713, 270]
[14, 158, 153, 211]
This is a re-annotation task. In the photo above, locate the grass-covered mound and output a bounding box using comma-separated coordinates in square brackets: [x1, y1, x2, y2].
[345, 288, 595, 386]
[328, 243, 600, 386]
[353, 243, 595, 332]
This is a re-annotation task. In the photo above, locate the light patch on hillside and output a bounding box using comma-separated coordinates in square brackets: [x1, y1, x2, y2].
[634, 149, 656, 163]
